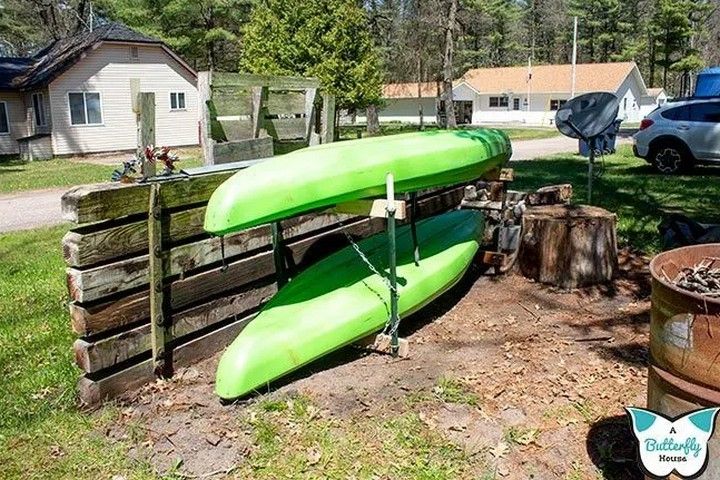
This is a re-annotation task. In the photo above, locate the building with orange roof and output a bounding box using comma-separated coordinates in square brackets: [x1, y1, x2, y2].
[358, 62, 661, 126]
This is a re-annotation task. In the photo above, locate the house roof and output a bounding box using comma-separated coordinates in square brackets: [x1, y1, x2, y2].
[646, 87, 666, 98]
[460, 62, 640, 95]
[383, 82, 439, 99]
[0, 22, 194, 91]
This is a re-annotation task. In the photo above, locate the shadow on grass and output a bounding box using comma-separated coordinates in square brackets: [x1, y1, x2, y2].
[586, 415, 644, 479]
[512, 148, 720, 253]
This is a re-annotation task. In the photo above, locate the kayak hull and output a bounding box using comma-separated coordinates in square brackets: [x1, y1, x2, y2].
[215, 209, 484, 399]
[205, 129, 510, 235]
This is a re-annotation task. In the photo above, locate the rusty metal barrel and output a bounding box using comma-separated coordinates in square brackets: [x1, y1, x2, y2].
[648, 244, 720, 479]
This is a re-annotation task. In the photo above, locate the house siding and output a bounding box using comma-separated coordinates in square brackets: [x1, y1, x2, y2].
[0, 91, 27, 155]
[48, 43, 197, 155]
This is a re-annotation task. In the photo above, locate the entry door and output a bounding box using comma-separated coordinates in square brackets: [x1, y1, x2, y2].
[686, 101, 720, 160]
[454, 101, 473, 124]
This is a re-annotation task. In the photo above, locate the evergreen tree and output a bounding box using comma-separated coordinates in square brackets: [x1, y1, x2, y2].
[241, 0, 383, 112]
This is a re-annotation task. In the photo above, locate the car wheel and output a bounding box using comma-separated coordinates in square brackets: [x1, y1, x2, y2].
[650, 143, 691, 174]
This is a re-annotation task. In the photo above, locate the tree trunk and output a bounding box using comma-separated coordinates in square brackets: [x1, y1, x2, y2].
[366, 104, 380, 136]
[441, 0, 457, 129]
[519, 205, 618, 289]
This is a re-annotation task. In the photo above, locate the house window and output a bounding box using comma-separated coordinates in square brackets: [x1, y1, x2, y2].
[130, 46, 139, 60]
[513, 98, 520, 111]
[69, 92, 103, 125]
[170, 92, 186, 111]
[550, 99, 567, 111]
[0, 102, 9, 134]
[32, 93, 46, 127]
[489, 96, 509, 108]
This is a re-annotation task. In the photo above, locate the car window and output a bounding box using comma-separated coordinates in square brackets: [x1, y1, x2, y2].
[661, 105, 691, 121]
[689, 102, 720, 123]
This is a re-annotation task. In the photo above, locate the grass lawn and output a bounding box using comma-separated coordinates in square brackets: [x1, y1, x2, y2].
[0, 225, 155, 479]
[339, 123, 558, 142]
[512, 145, 720, 254]
[0, 150, 204, 195]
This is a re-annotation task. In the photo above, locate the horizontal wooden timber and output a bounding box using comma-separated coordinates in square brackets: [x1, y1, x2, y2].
[266, 91, 306, 116]
[266, 117, 306, 140]
[74, 280, 276, 373]
[69, 186, 465, 337]
[213, 137, 274, 165]
[67, 211, 353, 303]
[220, 118, 254, 142]
[77, 312, 255, 406]
[335, 199, 407, 220]
[212, 72, 320, 90]
[63, 206, 206, 267]
[211, 86, 253, 116]
[62, 171, 236, 225]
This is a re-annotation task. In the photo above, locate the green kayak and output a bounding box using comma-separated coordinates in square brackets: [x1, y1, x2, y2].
[204, 129, 510, 235]
[215, 209, 484, 399]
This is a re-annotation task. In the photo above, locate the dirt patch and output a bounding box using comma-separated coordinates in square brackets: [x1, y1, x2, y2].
[108, 251, 650, 479]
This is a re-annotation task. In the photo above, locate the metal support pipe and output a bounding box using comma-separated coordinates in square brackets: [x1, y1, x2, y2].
[588, 138, 595, 204]
[271, 222, 288, 288]
[386, 174, 399, 356]
[410, 191, 419, 265]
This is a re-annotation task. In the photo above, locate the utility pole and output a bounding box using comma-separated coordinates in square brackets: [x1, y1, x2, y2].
[571, 16, 578, 98]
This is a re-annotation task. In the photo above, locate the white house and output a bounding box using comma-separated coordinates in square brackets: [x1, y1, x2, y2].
[0, 22, 198, 158]
[364, 62, 658, 126]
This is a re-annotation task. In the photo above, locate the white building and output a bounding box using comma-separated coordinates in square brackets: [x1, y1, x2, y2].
[363, 62, 664, 126]
[0, 22, 198, 158]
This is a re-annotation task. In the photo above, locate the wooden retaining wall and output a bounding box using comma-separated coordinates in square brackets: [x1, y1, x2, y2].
[62, 167, 471, 405]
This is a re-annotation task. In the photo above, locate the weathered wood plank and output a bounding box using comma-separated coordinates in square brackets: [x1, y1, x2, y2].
[219, 119, 254, 142]
[66, 211, 352, 303]
[266, 117, 306, 140]
[62, 171, 236, 225]
[74, 281, 276, 373]
[321, 92, 335, 143]
[213, 137, 273, 165]
[267, 91, 306, 115]
[198, 72, 215, 165]
[212, 87, 253, 116]
[77, 313, 255, 406]
[138, 92, 156, 178]
[63, 206, 207, 268]
[68, 187, 465, 336]
[213, 72, 320, 90]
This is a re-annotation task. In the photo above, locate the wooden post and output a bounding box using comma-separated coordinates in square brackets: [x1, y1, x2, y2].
[252, 86, 269, 138]
[137, 92, 156, 178]
[320, 92, 335, 144]
[271, 222, 287, 289]
[197, 71, 215, 165]
[304, 88, 317, 144]
[148, 183, 169, 377]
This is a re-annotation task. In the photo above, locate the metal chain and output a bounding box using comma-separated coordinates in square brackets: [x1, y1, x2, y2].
[333, 212, 396, 293]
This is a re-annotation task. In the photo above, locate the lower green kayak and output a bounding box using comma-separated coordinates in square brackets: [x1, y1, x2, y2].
[215, 209, 484, 399]
[205, 129, 510, 235]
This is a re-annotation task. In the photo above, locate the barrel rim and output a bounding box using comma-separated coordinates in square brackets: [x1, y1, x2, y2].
[649, 243, 720, 307]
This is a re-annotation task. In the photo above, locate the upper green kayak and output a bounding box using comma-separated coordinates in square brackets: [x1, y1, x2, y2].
[204, 129, 510, 235]
[215, 209, 484, 399]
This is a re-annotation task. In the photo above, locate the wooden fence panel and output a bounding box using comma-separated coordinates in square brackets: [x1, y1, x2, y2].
[63, 162, 471, 405]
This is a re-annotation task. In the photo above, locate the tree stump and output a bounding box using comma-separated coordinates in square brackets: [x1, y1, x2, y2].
[519, 205, 618, 289]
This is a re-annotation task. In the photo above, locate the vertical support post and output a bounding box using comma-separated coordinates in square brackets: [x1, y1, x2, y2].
[252, 86, 269, 139]
[304, 87, 317, 144]
[271, 222, 287, 289]
[148, 183, 168, 377]
[197, 71, 215, 165]
[588, 137, 595, 204]
[137, 92, 156, 178]
[386, 174, 399, 357]
[410, 192, 419, 266]
[320, 91, 335, 144]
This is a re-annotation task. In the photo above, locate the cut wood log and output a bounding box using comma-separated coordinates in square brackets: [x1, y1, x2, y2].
[518, 204, 618, 289]
[77, 312, 255, 406]
[526, 184, 573, 206]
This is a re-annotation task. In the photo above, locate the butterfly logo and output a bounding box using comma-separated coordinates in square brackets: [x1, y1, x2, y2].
[626, 407, 720, 479]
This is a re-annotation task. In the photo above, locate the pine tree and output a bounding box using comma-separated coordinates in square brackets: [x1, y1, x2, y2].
[241, 0, 383, 112]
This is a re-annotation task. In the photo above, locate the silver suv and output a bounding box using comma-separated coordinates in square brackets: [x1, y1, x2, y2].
[633, 98, 720, 173]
